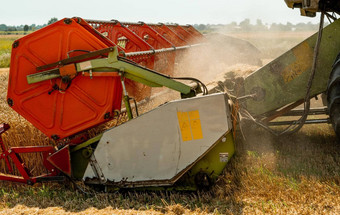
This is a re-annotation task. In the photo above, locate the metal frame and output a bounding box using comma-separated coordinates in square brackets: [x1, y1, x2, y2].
[0, 124, 62, 184]
[85, 19, 203, 75]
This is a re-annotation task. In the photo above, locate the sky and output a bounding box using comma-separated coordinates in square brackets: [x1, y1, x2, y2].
[0, 0, 320, 26]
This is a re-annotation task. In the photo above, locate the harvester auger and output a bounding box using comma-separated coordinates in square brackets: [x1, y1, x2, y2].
[0, 17, 235, 189]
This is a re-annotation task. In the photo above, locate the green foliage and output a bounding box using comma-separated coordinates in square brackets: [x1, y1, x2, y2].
[194, 19, 320, 33]
[47, 17, 58, 25]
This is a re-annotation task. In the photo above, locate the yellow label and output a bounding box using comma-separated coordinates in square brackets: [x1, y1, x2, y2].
[177, 112, 192, 141]
[190, 119, 203, 140]
[177, 110, 203, 141]
[188, 110, 200, 119]
[281, 42, 313, 83]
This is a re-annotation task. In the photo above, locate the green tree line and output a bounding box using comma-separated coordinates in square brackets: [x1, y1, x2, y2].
[0, 18, 58, 34]
[194, 19, 321, 33]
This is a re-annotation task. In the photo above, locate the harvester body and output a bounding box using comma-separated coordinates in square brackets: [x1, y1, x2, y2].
[243, 19, 340, 116]
[227, 0, 340, 135]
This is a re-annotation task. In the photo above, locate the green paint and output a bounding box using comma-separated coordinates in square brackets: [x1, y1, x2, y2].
[123, 95, 133, 120]
[70, 134, 102, 179]
[75, 47, 192, 94]
[27, 46, 192, 95]
[176, 131, 235, 187]
[244, 19, 340, 116]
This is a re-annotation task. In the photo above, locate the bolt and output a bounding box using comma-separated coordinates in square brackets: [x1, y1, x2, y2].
[64, 19, 72, 25]
[12, 41, 19, 48]
[104, 112, 111, 120]
[51, 135, 60, 140]
[222, 137, 227, 142]
[7, 98, 13, 107]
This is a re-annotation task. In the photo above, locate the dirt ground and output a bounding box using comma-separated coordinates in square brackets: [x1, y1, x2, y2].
[0, 30, 339, 214]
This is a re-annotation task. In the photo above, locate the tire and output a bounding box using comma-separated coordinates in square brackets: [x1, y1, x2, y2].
[327, 53, 340, 137]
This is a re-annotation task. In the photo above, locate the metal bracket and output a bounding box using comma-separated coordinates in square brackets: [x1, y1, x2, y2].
[89, 153, 106, 184]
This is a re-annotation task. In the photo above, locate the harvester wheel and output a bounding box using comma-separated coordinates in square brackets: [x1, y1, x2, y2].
[327, 53, 340, 138]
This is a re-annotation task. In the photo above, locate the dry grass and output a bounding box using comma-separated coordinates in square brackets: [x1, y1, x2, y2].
[0, 31, 339, 214]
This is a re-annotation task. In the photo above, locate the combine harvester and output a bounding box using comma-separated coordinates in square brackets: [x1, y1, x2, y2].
[0, 0, 339, 190]
[0, 18, 234, 189]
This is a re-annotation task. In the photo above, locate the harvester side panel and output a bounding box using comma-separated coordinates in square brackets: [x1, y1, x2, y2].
[243, 19, 340, 116]
[83, 93, 234, 187]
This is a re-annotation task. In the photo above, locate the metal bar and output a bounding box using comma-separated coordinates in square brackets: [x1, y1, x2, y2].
[36, 47, 115, 71]
[28, 47, 192, 94]
[0, 174, 28, 184]
[8, 153, 30, 180]
[282, 107, 328, 116]
[262, 99, 304, 123]
[85, 19, 189, 28]
[35, 176, 65, 182]
[268, 118, 330, 126]
[125, 44, 202, 57]
[11, 146, 55, 153]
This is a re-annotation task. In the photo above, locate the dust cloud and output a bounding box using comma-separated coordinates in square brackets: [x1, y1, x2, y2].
[174, 33, 262, 84]
[139, 33, 262, 113]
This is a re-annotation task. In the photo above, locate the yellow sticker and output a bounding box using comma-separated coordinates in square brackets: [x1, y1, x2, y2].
[177, 110, 203, 141]
[190, 119, 203, 140]
[188, 110, 200, 120]
[177, 112, 192, 141]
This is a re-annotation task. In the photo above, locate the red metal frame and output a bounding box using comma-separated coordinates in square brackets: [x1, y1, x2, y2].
[126, 23, 177, 76]
[86, 19, 203, 73]
[150, 24, 188, 46]
[0, 123, 62, 184]
[127, 23, 173, 49]
[182, 25, 206, 41]
[167, 25, 196, 44]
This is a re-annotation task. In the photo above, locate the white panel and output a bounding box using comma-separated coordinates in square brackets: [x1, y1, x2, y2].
[83, 93, 232, 184]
